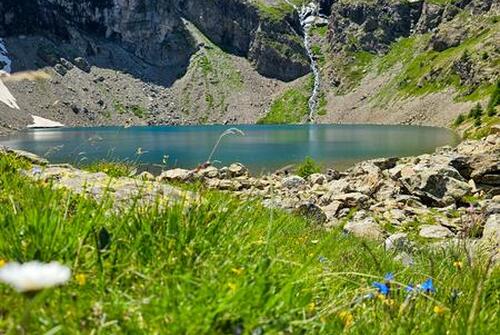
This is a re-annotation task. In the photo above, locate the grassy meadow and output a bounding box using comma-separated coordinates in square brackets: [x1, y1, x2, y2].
[0, 152, 499, 334]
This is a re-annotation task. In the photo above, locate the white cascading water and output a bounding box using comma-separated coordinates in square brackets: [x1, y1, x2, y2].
[284, 1, 321, 123]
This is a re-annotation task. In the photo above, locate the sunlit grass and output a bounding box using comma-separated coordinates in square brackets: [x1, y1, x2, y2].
[0, 153, 498, 334]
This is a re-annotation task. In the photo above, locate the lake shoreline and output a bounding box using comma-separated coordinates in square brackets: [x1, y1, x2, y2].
[2, 131, 498, 264]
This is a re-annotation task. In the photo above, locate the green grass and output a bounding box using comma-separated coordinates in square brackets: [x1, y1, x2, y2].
[257, 76, 313, 124]
[0, 153, 499, 334]
[84, 160, 137, 178]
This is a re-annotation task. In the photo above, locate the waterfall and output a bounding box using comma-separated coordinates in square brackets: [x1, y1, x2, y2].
[284, 1, 322, 123]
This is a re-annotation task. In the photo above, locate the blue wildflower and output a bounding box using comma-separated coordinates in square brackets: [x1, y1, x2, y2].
[420, 278, 435, 293]
[372, 282, 390, 296]
[405, 284, 415, 292]
[384, 272, 394, 281]
[32, 166, 42, 175]
[318, 256, 328, 263]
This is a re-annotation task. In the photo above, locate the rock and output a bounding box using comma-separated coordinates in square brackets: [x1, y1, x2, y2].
[138, 171, 155, 181]
[219, 167, 230, 179]
[369, 157, 398, 170]
[322, 201, 343, 220]
[282, 175, 306, 189]
[419, 225, 454, 239]
[481, 214, 499, 246]
[395, 252, 415, 267]
[53, 64, 67, 76]
[326, 168, 341, 181]
[385, 233, 412, 252]
[330, 192, 370, 209]
[6, 148, 48, 165]
[296, 202, 327, 224]
[73, 57, 91, 72]
[158, 168, 194, 182]
[429, 25, 466, 51]
[490, 125, 500, 135]
[344, 215, 384, 241]
[399, 164, 472, 206]
[59, 58, 74, 70]
[197, 166, 219, 179]
[228, 163, 248, 177]
[309, 173, 326, 185]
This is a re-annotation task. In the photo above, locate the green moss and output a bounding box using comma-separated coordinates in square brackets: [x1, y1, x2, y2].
[252, 0, 295, 22]
[130, 105, 148, 119]
[257, 88, 310, 124]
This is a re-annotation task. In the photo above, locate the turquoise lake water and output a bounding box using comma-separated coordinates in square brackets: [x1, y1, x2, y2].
[0, 124, 460, 173]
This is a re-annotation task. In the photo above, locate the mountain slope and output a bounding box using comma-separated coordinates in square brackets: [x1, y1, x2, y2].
[0, 0, 498, 134]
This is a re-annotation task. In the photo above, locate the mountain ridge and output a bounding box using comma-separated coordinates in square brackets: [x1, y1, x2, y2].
[0, 0, 498, 135]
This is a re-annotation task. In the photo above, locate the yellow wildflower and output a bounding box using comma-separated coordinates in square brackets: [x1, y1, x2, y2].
[433, 305, 446, 316]
[383, 298, 396, 307]
[231, 267, 244, 276]
[307, 302, 315, 313]
[0, 259, 5, 268]
[339, 311, 353, 327]
[75, 273, 87, 286]
[228, 282, 237, 293]
[453, 261, 463, 270]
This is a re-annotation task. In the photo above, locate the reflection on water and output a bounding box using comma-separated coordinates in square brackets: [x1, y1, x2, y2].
[0, 124, 460, 173]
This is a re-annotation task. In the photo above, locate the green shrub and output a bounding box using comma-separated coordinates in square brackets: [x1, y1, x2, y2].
[486, 80, 500, 116]
[468, 103, 483, 119]
[474, 117, 482, 127]
[453, 113, 466, 127]
[296, 156, 321, 178]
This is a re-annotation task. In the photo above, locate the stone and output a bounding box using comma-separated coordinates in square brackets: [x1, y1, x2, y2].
[385, 233, 412, 252]
[344, 216, 384, 241]
[7, 148, 48, 165]
[399, 163, 472, 206]
[326, 168, 341, 181]
[138, 171, 155, 181]
[73, 57, 91, 72]
[282, 175, 306, 189]
[296, 202, 327, 224]
[481, 214, 499, 247]
[228, 163, 248, 177]
[369, 157, 398, 170]
[59, 58, 74, 70]
[197, 166, 219, 179]
[322, 201, 343, 220]
[53, 64, 67, 76]
[330, 192, 371, 209]
[395, 252, 415, 267]
[309, 173, 326, 185]
[158, 168, 194, 182]
[419, 225, 454, 239]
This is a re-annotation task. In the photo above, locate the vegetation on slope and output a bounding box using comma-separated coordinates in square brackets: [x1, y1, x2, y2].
[0, 151, 499, 333]
[258, 76, 313, 124]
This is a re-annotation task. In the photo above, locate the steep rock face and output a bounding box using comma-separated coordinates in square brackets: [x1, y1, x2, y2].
[178, 0, 309, 81]
[0, 0, 310, 82]
[328, 0, 423, 54]
[0, 0, 196, 69]
[249, 18, 310, 82]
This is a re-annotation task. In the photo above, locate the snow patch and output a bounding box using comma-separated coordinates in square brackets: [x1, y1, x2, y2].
[27, 115, 65, 129]
[0, 38, 19, 110]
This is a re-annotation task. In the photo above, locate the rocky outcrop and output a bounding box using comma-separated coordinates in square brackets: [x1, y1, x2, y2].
[328, 0, 423, 54]
[0, 0, 310, 82]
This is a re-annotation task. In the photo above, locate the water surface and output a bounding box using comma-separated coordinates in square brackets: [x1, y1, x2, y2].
[0, 124, 460, 173]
